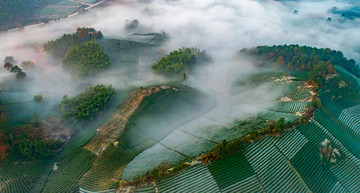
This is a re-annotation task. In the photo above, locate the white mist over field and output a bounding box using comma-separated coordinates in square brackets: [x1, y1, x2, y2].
[1, 0, 359, 184]
[0, 0, 359, 97]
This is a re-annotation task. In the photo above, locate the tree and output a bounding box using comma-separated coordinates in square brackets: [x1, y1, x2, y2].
[62, 41, 110, 77]
[15, 71, 26, 80]
[304, 106, 315, 119]
[4, 56, 15, 64]
[10, 66, 22, 73]
[78, 29, 87, 39]
[151, 162, 171, 179]
[34, 95, 43, 103]
[238, 44, 359, 78]
[0, 145, 8, 162]
[4, 62, 13, 70]
[312, 97, 322, 108]
[268, 52, 275, 59]
[45, 27, 104, 58]
[276, 56, 284, 67]
[327, 64, 336, 74]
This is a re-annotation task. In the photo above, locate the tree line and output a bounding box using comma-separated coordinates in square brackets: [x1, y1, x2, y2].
[45, 27, 104, 58]
[239, 44, 358, 87]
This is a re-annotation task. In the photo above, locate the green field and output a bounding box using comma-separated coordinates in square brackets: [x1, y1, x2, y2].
[118, 69, 360, 192]
[35, 0, 81, 16]
[1, 35, 360, 193]
[123, 108, 358, 193]
[0, 161, 51, 193]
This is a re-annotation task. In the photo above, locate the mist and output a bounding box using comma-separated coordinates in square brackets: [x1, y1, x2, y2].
[1, 0, 358, 184]
[1, 0, 359, 96]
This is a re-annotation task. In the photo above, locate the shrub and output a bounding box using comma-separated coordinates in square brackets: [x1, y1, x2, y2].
[34, 95, 43, 103]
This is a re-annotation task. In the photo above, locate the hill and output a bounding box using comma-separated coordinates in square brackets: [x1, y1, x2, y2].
[62, 41, 110, 77]
[152, 47, 212, 74]
[1, 43, 360, 193]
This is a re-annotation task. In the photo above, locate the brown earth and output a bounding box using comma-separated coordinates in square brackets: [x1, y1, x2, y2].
[84, 85, 171, 154]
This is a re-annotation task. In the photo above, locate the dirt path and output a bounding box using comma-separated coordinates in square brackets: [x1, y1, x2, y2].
[84, 85, 171, 154]
[152, 181, 158, 193]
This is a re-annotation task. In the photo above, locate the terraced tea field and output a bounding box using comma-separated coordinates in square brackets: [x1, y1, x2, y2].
[0, 91, 56, 123]
[120, 69, 359, 193]
[125, 109, 358, 193]
[1, 69, 359, 193]
[0, 161, 51, 193]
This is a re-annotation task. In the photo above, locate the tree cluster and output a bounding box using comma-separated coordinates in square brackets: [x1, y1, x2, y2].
[34, 95, 43, 103]
[3, 58, 26, 80]
[60, 84, 115, 124]
[0, 125, 62, 163]
[62, 41, 110, 77]
[265, 117, 292, 134]
[45, 27, 103, 58]
[125, 19, 139, 31]
[152, 47, 212, 74]
[239, 45, 358, 82]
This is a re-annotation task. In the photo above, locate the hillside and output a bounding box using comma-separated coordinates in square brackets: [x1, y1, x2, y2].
[0, 26, 360, 193]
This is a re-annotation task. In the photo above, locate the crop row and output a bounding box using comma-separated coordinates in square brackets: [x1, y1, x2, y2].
[295, 117, 360, 192]
[243, 137, 309, 193]
[0, 91, 35, 104]
[275, 129, 308, 160]
[3, 101, 53, 123]
[339, 105, 360, 137]
[208, 152, 254, 189]
[290, 142, 339, 193]
[314, 109, 360, 157]
[0, 161, 49, 193]
[269, 101, 309, 114]
[43, 149, 96, 193]
[156, 164, 220, 193]
[319, 84, 358, 117]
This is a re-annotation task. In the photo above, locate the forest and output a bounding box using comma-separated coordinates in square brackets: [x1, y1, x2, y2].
[45, 27, 104, 58]
[152, 47, 212, 74]
[239, 44, 359, 78]
[0, 124, 62, 163]
[62, 41, 110, 77]
[60, 84, 115, 124]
